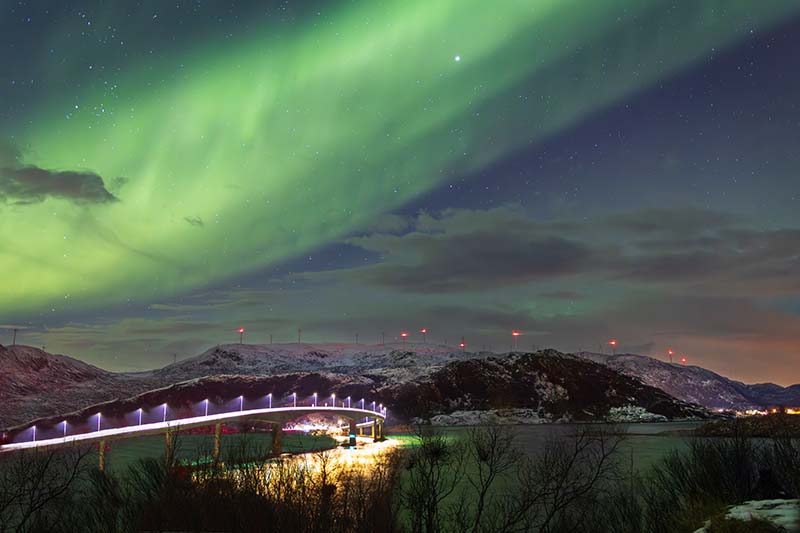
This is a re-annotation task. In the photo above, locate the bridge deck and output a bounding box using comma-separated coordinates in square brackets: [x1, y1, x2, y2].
[1, 406, 385, 453]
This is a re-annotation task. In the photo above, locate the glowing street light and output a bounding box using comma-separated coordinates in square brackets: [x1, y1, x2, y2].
[238, 327, 245, 344]
[331, 393, 336, 407]
[96, 413, 102, 432]
[420, 328, 428, 343]
[62, 420, 68, 437]
[137, 408, 143, 426]
[238, 395, 244, 412]
[359, 398, 365, 409]
[680, 357, 688, 364]
[400, 332, 408, 346]
[31, 425, 36, 443]
[312, 392, 318, 407]
[267, 393, 272, 409]
[667, 349, 674, 364]
[346, 396, 351, 408]
[512, 331, 522, 351]
[162, 403, 168, 423]
[370, 401, 376, 411]
[204, 399, 209, 417]
[459, 336, 466, 351]
[292, 392, 297, 408]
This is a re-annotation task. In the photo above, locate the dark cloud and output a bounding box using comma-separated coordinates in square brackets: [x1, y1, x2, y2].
[184, 216, 204, 227]
[0, 141, 119, 205]
[604, 207, 742, 236]
[333, 206, 800, 297]
[345, 207, 596, 292]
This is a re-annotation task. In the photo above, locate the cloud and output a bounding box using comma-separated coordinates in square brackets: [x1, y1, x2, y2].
[342, 206, 597, 292]
[0, 141, 120, 205]
[184, 216, 204, 227]
[326, 205, 799, 298]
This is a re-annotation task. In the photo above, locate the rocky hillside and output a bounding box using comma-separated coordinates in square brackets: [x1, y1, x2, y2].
[576, 352, 800, 410]
[2, 347, 707, 438]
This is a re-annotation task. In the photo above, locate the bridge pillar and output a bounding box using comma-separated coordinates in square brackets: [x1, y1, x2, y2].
[373, 420, 383, 442]
[370, 421, 375, 440]
[349, 419, 357, 447]
[165, 429, 173, 461]
[213, 423, 222, 463]
[98, 440, 106, 471]
[271, 423, 283, 455]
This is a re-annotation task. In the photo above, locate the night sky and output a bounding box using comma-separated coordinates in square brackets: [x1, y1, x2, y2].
[1, 1, 799, 384]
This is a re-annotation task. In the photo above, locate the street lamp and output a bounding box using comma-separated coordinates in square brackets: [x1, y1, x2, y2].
[360, 398, 365, 409]
[292, 392, 297, 408]
[420, 328, 428, 343]
[400, 332, 408, 346]
[312, 392, 317, 407]
[331, 393, 336, 407]
[96, 413, 102, 432]
[370, 401, 376, 411]
[31, 425, 36, 443]
[667, 349, 674, 364]
[238, 327, 245, 344]
[512, 331, 522, 351]
[267, 393, 272, 409]
[204, 399, 209, 417]
[137, 408, 143, 426]
[680, 357, 688, 364]
[346, 396, 351, 408]
[162, 403, 168, 423]
[238, 395, 244, 412]
[62, 420, 68, 437]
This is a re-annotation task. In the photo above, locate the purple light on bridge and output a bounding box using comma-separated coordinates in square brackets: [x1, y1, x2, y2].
[359, 398, 365, 409]
[370, 401, 376, 412]
[31, 425, 36, 442]
[162, 403, 168, 423]
[96, 413, 102, 432]
[312, 392, 317, 407]
[346, 396, 351, 408]
[203, 399, 209, 417]
[267, 393, 272, 409]
[62, 420, 68, 437]
[137, 408, 143, 426]
[292, 392, 297, 408]
[238, 395, 244, 412]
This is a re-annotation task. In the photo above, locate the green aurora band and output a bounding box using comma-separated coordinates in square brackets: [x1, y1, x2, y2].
[2, 0, 798, 319]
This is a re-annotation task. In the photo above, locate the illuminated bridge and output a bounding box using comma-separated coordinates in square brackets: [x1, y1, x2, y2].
[0, 396, 387, 470]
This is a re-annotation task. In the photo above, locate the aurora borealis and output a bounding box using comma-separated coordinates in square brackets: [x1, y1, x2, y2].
[2, 1, 800, 383]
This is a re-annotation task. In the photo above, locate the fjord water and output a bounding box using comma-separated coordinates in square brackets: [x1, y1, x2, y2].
[443, 421, 705, 473]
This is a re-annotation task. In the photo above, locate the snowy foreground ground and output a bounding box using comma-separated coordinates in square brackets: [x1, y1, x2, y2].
[693, 499, 799, 532]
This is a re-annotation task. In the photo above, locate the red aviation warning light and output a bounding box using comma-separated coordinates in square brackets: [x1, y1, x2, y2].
[680, 357, 688, 364]
[400, 332, 408, 345]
